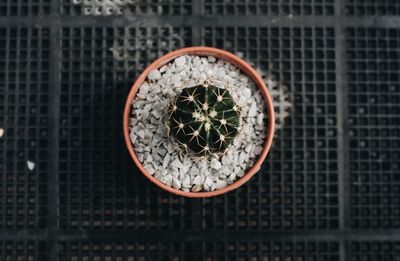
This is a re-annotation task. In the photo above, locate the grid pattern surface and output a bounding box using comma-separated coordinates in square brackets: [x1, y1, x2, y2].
[203, 0, 335, 15]
[0, 27, 49, 229]
[200, 240, 339, 261]
[350, 241, 400, 261]
[1, 0, 400, 260]
[59, 27, 193, 229]
[0, 241, 47, 260]
[0, 0, 50, 16]
[58, 240, 194, 261]
[57, 239, 339, 261]
[346, 28, 400, 229]
[345, 0, 400, 15]
[200, 27, 339, 230]
[61, 0, 193, 16]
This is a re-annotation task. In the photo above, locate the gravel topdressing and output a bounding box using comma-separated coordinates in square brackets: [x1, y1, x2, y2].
[129, 55, 268, 192]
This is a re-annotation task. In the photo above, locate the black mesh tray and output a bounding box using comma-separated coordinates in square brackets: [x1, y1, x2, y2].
[0, 0, 399, 260]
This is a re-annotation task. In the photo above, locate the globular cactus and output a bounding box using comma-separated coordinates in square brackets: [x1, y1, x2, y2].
[165, 82, 241, 157]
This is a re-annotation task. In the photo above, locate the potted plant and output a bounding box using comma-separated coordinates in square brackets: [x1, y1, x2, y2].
[123, 46, 275, 197]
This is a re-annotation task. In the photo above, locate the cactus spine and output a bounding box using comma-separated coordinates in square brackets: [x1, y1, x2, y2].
[165, 82, 241, 157]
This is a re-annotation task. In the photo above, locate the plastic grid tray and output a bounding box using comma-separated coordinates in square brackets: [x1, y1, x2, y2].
[203, 0, 335, 15]
[200, 27, 339, 230]
[57, 239, 340, 261]
[61, 0, 193, 16]
[59, 26, 194, 230]
[58, 240, 194, 261]
[345, 0, 400, 15]
[0, 27, 49, 229]
[199, 240, 339, 261]
[350, 241, 400, 261]
[0, 0, 399, 260]
[0, 240, 48, 260]
[347, 28, 400, 229]
[0, 0, 50, 16]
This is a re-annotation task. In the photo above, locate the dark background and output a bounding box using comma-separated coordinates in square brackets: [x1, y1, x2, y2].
[0, 0, 399, 260]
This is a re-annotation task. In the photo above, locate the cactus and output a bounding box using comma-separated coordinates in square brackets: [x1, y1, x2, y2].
[165, 82, 241, 157]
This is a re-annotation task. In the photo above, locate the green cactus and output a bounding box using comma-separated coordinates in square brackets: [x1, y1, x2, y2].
[165, 81, 241, 157]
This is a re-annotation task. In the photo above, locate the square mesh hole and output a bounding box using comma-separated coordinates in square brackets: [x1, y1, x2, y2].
[0, 241, 47, 260]
[0, 0, 50, 16]
[58, 240, 194, 261]
[347, 28, 400, 228]
[62, 0, 192, 16]
[203, 0, 334, 15]
[200, 240, 339, 261]
[0, 27, 49, 229]
[59, 27, 193, 230]
[351, 241, 400, 261]
[201, 27, 338, 230]
[345, 0, 400, 15]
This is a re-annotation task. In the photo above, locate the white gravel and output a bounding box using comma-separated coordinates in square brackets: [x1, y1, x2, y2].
[129, 55, 268, 192]
[26, 160, 35, 171]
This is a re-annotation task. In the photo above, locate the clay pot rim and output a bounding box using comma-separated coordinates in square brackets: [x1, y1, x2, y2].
[123, 46, 275, 198]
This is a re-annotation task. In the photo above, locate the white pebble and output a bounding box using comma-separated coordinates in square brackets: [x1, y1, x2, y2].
[239, 152, 247, 164]
[0, 128, 4, 138]
[154, 172, 162, 180]
[145, 154, 153, 163]
[159, 65, 168, 73]
[151, 109, 162, 119]
[171, 74, 181, 84]
[210, 158, 222, 170]
[27, 161, 35, 171]
[228, 172, 237, 181]
[162, 175, 173, 186]
[148, 69, 161, 80]
[138, 154, 144, 162]
[254, 146, 263, 155]
[240, 76, 249, 83]
[245, 144, 253, 153]
[191, 184, 202, 192]
[207, 56, 216, 62]
[232, 151, 239, 164]
[182, 175, 191, 187]
[248, 102, 258, 117]
[193, 175, 203, 185]
[257, 113, 264, 125]
[242, 88, 252, 98]
[137, 130, 145, 139]
[205, 176, 213, 187]
[221, 167, 231, 176]
[215, 180, 227, 189]
[189, 166, 200, 177]
[229, 71, 238, 78]
[178, 168, 185, 180]
[129, 131, 136, 144]
[157, 147, 167, 157]
[175, 56, 186, 67]
[216, 67, 225, 77]
[171, 168, 179, 178]
[200, 57, 208, 64]
[144, 164, 155, 174]
[171, 158, 184, 169]
[221, 154, 231, 165]
[172, 177, 182, 189]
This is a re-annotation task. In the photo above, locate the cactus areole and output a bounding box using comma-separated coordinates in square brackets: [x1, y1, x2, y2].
[165, 82, 241, 157]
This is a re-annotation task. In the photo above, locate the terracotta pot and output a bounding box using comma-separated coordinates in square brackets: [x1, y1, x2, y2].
[123, 46, 275, 198]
